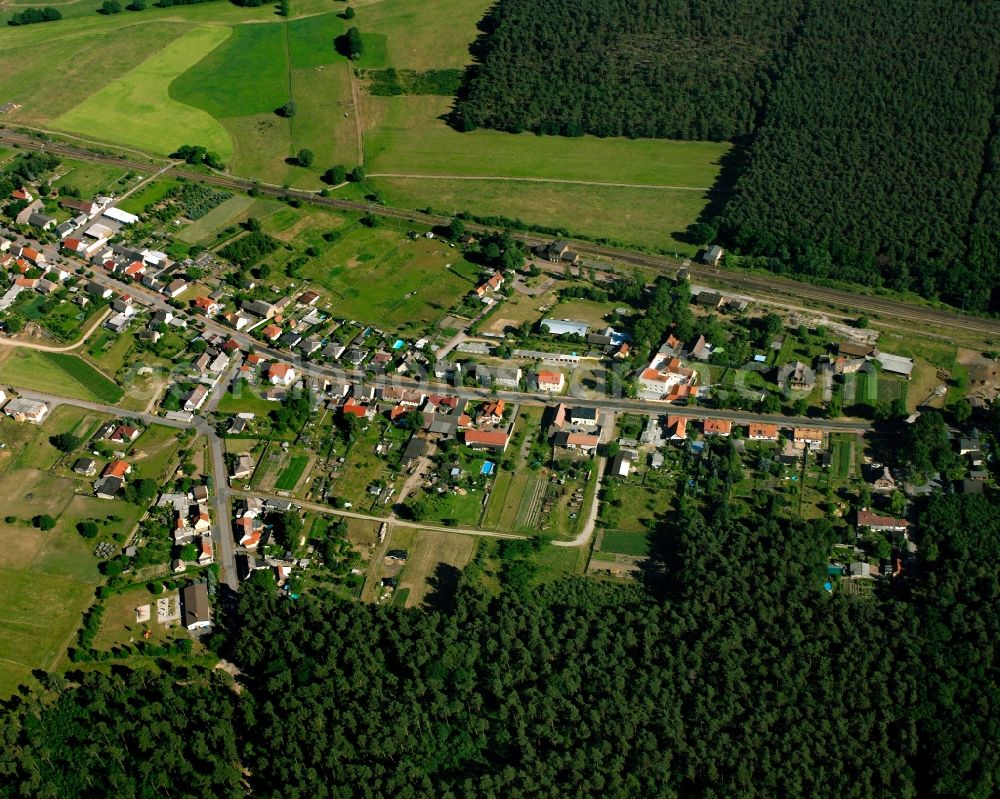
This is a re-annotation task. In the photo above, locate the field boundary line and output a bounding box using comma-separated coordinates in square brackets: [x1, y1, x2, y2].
[368, 172, 710, 191]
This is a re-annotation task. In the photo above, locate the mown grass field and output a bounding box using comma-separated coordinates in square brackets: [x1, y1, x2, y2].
[361, 0, 491, 70]
[176, 195, 257, 243]
[55, 26, 233, 159]
[169, 12, 356, 186]
[0, 349, 123, 404]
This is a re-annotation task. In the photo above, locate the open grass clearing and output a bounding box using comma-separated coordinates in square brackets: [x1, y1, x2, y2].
[0, 454, 143, 695]
[598, 530, 652, 557]
[0, 349, 123, 404]
[130, 424, 181, 482]
[296, 224, 479, 332]
[394, 529, 477, 608]
[91, 588, 189, 652]
[0, 568, 95, 697]
[361, 0, 491, 70]
[84, 330, 135, 378]
[364, 94, 728, 186]
[374, 175, 708, 253]
[53, 157, 132, 197]
[54, 25, 233, 159]
[216, 382, 276, 416]
[14, 404, 105, 472]
[117, 178, 182, 215]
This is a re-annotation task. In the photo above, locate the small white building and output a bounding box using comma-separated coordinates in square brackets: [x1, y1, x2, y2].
[3, 397, 48, 423]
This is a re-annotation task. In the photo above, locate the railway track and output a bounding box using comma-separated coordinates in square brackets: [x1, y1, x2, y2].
[4, 129, 999, 337]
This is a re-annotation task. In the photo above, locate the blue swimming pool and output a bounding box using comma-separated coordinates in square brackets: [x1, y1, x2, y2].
[481, 461, 495, 475]
[392, 339, 405, 350]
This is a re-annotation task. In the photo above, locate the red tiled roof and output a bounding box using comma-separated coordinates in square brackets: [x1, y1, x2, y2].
[749, 423, 779, 439]
[703, 419, 732, 435]
[103, 459, 129, 479]
[857, 509, 908, 529]
[464, 429, 508, 447]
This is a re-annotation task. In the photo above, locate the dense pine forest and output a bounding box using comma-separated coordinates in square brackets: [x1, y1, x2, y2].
[716, 0, 1000, 310]
[454, 0, 1000, 310]
[0, 471, 997, 798]
[453, 0, 804, 140]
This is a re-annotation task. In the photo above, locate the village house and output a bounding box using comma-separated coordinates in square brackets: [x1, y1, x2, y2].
[793, 427, 824, 450]
[267, 362, 296, 386]
[479, 399, 505, 426]
[102, 460, 132, 480]
[638, 343, 698, 401]
[464, 429, 509, 454]
[703, 419, 732, 437]
[569, 407, 598, 428]
[182, 582, 212, 630]
[857, 509, 908, 534]
[261, 324, 283, 342]
[242, 299, 275, 319]
[184, 385, 209, 412]
[164, 279, 188, 299]
[108, 425, 140, 445]
[609, 450, 635, 478]
[193, 296, 221, 315]
[231, 454, 255, 481]
[872, 466, 897, 494]
[86, 281, 113, 300]
[553, 431, 601, 453]
[666, 415, 688, 441]
[73, 457, 97, 477]
[538, 240, 580, 265]
[491, 366, 521, 389]
[785, 361, 816, 391]
[748, 423, 779, 441]
[537, 370, 565, 393]
[94, 476, 124, 500]
[702, 244, 724, 267]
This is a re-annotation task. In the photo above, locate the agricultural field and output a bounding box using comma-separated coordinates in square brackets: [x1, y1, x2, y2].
[0, 349, 124, 404]
[0, 413, 143, 697]
[275, 454, 311, 492]
[0, 0, 724, 250]
[55, 26, 234, 159]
